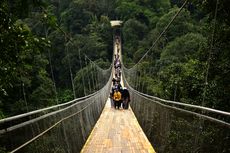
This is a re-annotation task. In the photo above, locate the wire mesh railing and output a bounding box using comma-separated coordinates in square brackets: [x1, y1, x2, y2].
[121, 0, 230, 151]
[0, 92, 97, 131]
[123, 72, 230, 153]
[0, 67, 112, 153]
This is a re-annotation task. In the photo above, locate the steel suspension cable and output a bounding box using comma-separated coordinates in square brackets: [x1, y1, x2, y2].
[202, 0, 219, 107]
[65, 41, 76, 99]
[130, 0, 188, 69]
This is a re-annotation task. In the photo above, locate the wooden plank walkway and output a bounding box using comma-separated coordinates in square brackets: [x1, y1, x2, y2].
[81, 34, 155, 153]
[81, 98, 156, 153]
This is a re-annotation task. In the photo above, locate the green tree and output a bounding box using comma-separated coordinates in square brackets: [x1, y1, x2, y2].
[123, 19, 148, 61]
[0, 1, 56, 116]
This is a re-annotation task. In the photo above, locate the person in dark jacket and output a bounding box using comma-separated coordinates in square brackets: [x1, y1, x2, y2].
[112, 78, 117, 86]
[122, 87, 130, 109]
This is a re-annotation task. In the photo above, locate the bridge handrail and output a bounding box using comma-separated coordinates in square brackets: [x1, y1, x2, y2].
[122, 68, 230, 117]
[4, 71, 113, 152]
[0, 68, 113, 130]
[10, 98, 96, 153]
[137, 90, 230, 116]
[132, 88, 230, 126]
[122, 72, 230, 126]
[0, 92, 98, 124]
[1, 90, 100, 133]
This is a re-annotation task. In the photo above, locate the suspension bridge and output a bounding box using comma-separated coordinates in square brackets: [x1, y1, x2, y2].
[0, 24, 230, 153]
[1, 1, 230, 152]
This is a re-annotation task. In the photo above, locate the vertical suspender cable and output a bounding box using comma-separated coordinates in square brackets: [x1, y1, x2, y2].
[202, 0, 219, 107]
[78, 48, 86, 96]
[137, 65, 141, 91]
[174, 82, 178, 101]
[84, 54, 101, 91]
[85, 55, 92, 93]
[19, 63, 29, 112]
[134, 67, 138, 90]
[43, 25, 59, 105]
[65, 42, 76, 99]
[90, 61, 96, 92]
[16, 41, 29, 112]
[141, 69, 145, 93]
[95, 63, 99, 90]
[21, 82, 29, 112]
[48, 49, 59, 105]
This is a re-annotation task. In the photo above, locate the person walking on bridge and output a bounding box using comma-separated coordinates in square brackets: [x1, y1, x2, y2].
[113, 88, 122, 109]
[122, 87, 130, 109]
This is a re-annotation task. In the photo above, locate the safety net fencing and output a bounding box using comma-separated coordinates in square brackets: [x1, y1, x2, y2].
[74, 56, 112, 97]
[123, 69, 230, 153]
[0, 68, 112, 153]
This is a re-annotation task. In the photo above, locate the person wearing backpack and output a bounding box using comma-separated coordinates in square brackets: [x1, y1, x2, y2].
[113, 88, 122, 109]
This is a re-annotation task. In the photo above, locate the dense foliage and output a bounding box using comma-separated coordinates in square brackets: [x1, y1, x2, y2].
[121, 0, 230, 111]
[0, 0, 113, 118]
[0, 0, 229, 118]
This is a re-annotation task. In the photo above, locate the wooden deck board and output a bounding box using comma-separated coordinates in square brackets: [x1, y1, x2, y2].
[81, 98, 155, 153]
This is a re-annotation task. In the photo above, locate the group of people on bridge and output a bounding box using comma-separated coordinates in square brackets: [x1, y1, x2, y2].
[110, 36, 130, 110]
